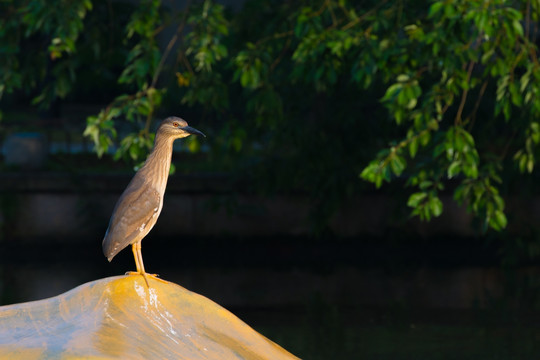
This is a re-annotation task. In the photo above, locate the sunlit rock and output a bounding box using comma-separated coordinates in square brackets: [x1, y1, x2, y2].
[0, 275, 299, 360]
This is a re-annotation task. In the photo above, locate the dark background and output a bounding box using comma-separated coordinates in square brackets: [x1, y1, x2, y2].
[1, 151, 540, 359]
[2, 0, 540, 359]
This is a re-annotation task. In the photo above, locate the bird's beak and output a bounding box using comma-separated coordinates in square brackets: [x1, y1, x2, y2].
[181, 126, 206, 137]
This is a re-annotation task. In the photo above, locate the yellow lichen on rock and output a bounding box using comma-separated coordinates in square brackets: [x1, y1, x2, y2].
[0, 275, 300, 360]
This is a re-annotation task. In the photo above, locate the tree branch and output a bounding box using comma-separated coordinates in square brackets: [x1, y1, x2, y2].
[342, 0, 389, 31]
[270, 37, 292, 71]
[466, 80, 488, 132]
[454, 61, 475, 126]
[150, 0, 193, 89]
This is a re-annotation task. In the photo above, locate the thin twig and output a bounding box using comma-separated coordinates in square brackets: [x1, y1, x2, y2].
[152, 24, 167, 37]
[178, 51, 195, 76]
[499, 131, 517, 161]
[454, 61, 475, 126]
[150, 0, 193, 89]
[327, 0, 338, 27]
[312, 0, 330, 18]
[150, 32, 179, 88]
[528, 44, 539, 67]
[375, 126, 431, 174]
[342, 0, 389, 31]
[532, 20, 539, 65]
[415, 66, 429, 78]
[145, 0, 193, 133]
[270, 37, 292, 71]
[504, 45, 526, 88]
[255, 30, 294, 46]
[466, 80, 488, 132]
[525, 0, 531, 40]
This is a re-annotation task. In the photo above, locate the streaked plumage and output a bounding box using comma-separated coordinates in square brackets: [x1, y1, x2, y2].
[102, 116, 205, 286]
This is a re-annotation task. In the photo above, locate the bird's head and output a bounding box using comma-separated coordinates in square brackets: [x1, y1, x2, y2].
[158, 116, 206, 139]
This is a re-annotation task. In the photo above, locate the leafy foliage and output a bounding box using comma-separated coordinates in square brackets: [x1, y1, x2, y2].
[2, 0, 540, 232]
[0, 0, 92, 112]
[355, 0, 540, 231]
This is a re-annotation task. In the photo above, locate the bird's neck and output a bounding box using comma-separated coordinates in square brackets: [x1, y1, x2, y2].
[140, 134, 175, 191]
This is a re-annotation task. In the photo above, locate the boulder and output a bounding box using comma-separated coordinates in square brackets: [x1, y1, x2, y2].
[0, 275, 299, 360]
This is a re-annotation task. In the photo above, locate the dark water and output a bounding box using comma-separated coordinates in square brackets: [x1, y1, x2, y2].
[1, 235, 540, 359]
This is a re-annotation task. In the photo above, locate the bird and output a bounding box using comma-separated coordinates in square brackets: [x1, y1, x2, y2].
[102, 116, 205, 287]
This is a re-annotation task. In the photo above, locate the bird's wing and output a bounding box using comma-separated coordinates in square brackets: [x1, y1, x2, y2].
[103, 178, 161, 260]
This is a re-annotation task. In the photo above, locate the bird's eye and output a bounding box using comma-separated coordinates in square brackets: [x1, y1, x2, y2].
[172, 122, 179, 127]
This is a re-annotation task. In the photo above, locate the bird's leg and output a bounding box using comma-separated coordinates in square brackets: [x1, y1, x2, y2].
[136, 242, 151, 288]
[136, 242, 159, 276]
[126, 243, 150, 288]
[132, 243, 142, 273]
[135, 242, 146, 274]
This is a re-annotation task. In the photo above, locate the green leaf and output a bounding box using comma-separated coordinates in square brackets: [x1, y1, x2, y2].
[390, 155, 406, 175]
[232, 136, 243, 152]
[397, 74, 410, 82]
[481, 48, 495, 64]
[360, 162, 378, 182]
[428, 2, 444, 17]
[382, 83, 402, 102]
[429, 196, 443, 217]
[169, 163, 176, 175]
[509, 82, 522, 106]
[407, 192, 427, 207]
[493, 210, 507, 230]
[512, 19, 524, 36]
[444, 3, 456, 17]
[360, 160, 390, 189]
[240, 71, 250, 87]
[516, 152, 527, 173]
[527, 155, 534, 173]
[406, 97, 417, 110]
[187, 137, 201, 152]
[419, 180, 433, 190]
[447, 161, 461, 179]
[409, 137, 419, 158]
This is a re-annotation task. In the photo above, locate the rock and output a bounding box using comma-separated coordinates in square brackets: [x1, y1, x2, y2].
[0, 275, 299, 360]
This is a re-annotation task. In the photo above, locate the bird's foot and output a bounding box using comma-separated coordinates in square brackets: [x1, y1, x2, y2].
[125, 271, 159, 277]
[125, 271, 159, 288]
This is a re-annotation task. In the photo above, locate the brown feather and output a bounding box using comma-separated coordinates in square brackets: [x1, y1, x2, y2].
[101, 116, 204, 266]
[102, 175, 161, 261]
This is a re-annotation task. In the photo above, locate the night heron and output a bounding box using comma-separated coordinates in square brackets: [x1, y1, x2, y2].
[102, 116, 205, 287]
